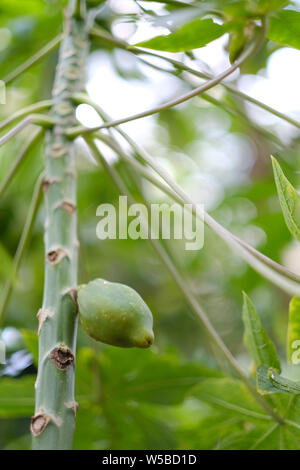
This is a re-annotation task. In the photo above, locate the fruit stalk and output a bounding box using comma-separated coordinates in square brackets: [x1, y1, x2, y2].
[31, 0, 88, 450]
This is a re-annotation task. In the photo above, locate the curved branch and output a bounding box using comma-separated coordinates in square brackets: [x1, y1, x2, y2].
[96, 130, 300, 294]
[67, 19, 266, 139]
[3, 35, 63, 85]
[73, 94, 300, 294]
[0, 128, 44, 198]
[0, 173, 44, 325]
[0, 100, 53, 133]
[0, 114, 54, 148]
[89, 123, 300, 296]
[90, 26, 300, 131]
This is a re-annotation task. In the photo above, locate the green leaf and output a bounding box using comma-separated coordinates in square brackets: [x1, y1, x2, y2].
[72, 347, 223, 449]
[287, 297, 300, 364]
[74, 347, 216, 449]
[254, 0, 290, 14]
[229, 29, 248, 63]
[227, 19, 256, 63]
[21, 329, 38, 367]
[268, 368, 300, 394]
[268, 10, 300, 50]
[219, 0, 289, 19]
[242, 292, 281, 372]
[271, 156, 300, 241]
[2, 434, 31, 451]
[179, 376, 275, 450]
[190, 376, 300, 449]
[257, 365, 279, 394]
[74, 401, 177, 450]
[0, 376, 34, 418]
[134, 18, 225, 52]
[257, 365, 300, 395]
[0, 242, 14, 280]
[191, 377, 270, 421]
[98, 347, 221, 406]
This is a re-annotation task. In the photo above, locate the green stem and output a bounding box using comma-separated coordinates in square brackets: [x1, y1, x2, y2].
[3, 35, 63, 85]
[32, 2, 89, 450]
[71, 0, 86, 19]
[0, 128, 44, 198]
[0, 173, 44, 325]
[84, 136, 284, 426]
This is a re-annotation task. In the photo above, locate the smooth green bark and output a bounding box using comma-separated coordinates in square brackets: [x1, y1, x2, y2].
[32, 1, 89, 450]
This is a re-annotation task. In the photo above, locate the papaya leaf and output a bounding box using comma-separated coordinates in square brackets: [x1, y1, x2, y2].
[228, 20, 255, 63]
[190, 376, 300, 449]
[74, 402, 177, 450]
[256, 365, 279, 394]
[242, 292, 281, 372]
[268, 10, 300, 50]
[254, 1, 289, 14]
[229, 29, 248, 63]
[2, 434, 31, 451]
[271, 156, 300, 242]
[191, 377, 271, 421]
[269, 368, 300, 394]
[287, 296, 300, 364]
[73, 347, 222, 449]
[98, 347, 222, 406]
[134, 18, 225, 52]
[20, 329, 38, 367]
[257, 365, 300, 395]
[0, 242, 14, 280]
[0, 375, 35, 418]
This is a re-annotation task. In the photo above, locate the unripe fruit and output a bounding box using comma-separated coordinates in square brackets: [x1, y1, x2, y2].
[77, 278, 154, 349]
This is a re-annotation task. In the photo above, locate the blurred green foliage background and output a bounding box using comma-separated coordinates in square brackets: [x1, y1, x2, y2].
[0, 0, 300, 450]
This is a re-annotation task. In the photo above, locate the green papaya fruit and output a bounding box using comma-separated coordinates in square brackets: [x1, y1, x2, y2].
[77, 278, 154, 349]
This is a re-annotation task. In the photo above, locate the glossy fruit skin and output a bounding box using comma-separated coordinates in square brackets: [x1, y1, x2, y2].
[77, 279, 154, 348]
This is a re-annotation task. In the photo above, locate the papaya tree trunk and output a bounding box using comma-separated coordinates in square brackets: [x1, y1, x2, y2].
[31, 0, 89, 450]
